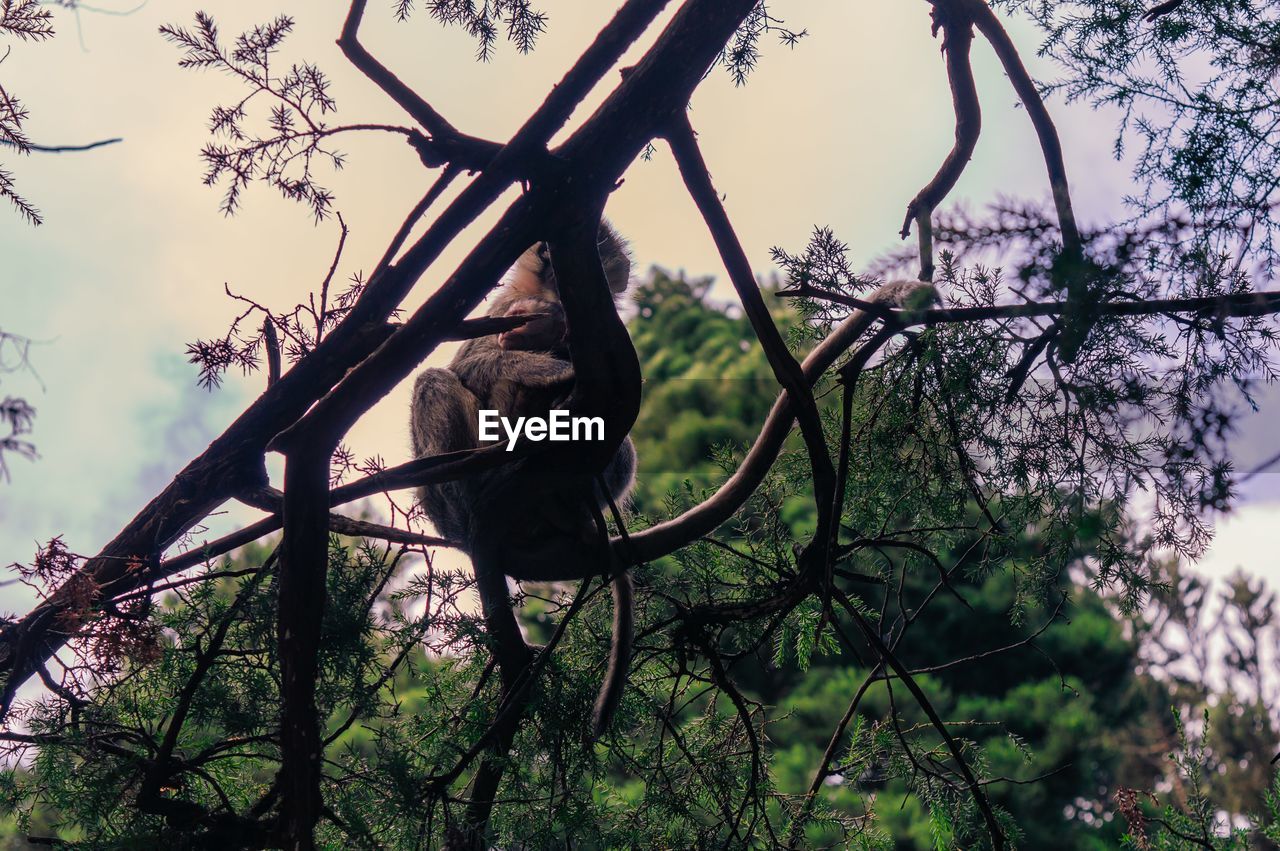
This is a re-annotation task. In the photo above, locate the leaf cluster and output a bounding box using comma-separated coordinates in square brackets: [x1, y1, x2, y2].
[160, 14, 341, 219]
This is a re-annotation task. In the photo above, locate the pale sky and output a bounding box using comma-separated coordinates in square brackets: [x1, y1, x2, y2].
[0, 0, 1275, 622]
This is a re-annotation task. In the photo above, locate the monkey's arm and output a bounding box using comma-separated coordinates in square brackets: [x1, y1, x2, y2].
[456, 346, 576, 393]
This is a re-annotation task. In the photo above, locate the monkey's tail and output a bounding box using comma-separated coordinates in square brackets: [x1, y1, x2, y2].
[588, 568, 633, 742]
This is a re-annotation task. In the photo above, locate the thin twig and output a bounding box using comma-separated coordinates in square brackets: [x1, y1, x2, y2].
[0, 137, 122, 153]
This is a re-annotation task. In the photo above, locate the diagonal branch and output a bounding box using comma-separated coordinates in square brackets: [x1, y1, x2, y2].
[237, 487, 456, 548]
[663, 113, 837, 557]
[0, 0, 679, 715]
[786, 661, 884, 848]
[624, 305, 900, 563]
[959, 0, 1080, 255]
[270, 0, 743, 455]
[833, 587, 1007, 849]
[338, 0, 457, 138]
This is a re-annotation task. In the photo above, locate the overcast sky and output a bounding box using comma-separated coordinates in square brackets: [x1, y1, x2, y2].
[1, 0, 1275, 621]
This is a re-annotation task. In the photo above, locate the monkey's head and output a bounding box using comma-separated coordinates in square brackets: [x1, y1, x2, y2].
[508, 220, 632, 302]
[497, 298, 569, 354]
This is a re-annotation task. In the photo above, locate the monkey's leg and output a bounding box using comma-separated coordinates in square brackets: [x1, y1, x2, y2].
[475, 482, 634, 740]
[410, 368, 481, 544]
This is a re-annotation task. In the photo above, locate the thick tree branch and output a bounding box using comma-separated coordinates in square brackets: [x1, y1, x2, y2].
[623, 305, 899, 563]
[276, 446, 331, 848]
[0, 0, 675, 713]
[272, 0, 683, 454]
[663, 113, 838, 563]
[548, 206, 643, 463]
[269, 2, 752, 845]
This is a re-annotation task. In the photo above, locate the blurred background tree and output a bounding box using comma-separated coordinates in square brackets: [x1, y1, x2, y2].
[5, 271, 1276, 848]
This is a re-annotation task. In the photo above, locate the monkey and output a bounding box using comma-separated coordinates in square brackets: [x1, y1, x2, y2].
[410, 220, 637, 740]
[496, 297, 568, 355]
[487, 297, 576, 422]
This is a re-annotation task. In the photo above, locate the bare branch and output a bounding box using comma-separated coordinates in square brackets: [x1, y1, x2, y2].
[793, 286, 1280, 325]
[960, 0, 1080, 255]
[901, 2, 980, 253]
[663, 112, 838, 559]
[0, 136, 121, 152]
[834, 588, 1007, 849]
[338, 0, 456, 137]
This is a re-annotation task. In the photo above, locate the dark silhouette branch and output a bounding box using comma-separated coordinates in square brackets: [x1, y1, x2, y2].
[262, 318, 281, 387]
[272, 0, 681, 453]
[1142, 0, 1184, 23]
[960, 0, 1080, 255]
[338, 0, 457, 139]
[370, 166, 461, 278]
[237, 487, 456, 548]
[619, 302, 901, 560]
[0, 0, 675, 712]
[623, 306, 899, 563]
[788, 287, 1280, 324]
[441, 577, 598, 843]
[269, 1, 749, 844]
[833, 588, 1007, 849]
[787, 661, 884, 847]
[663, 112, 838, 563]
[276, 444, 331, 848]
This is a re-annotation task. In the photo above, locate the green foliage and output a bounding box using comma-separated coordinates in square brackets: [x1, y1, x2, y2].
[3, 264, 1277, 848]
[764, 569, 1173, 849]
[999, 0, 1280, 261]
[1114, 710, 1280, 850]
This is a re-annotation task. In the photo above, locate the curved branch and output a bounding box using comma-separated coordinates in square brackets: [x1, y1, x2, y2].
[338, 0, 457, 138]
[901, 3, 980, 247]
[549, 206, 642, 460]
[623, 306, 896, 563]
[272, 0, 732, 453]
[0, 0, 693, 716]
[664, 113, 837, 553]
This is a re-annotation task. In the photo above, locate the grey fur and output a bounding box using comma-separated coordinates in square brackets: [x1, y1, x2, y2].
[410, 220, 637, 739]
